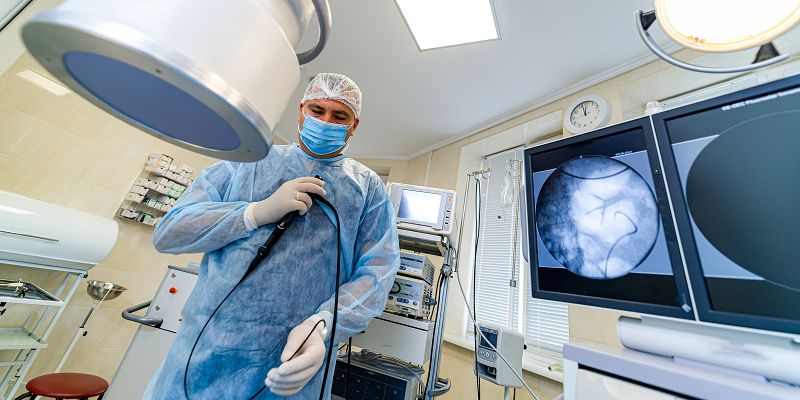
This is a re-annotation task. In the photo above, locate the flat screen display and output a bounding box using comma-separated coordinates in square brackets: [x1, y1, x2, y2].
[398, 190, 442, 225]
[653, 76, 800, 334]
[525, 117, 694, 319]
[479, 330, 498, 349]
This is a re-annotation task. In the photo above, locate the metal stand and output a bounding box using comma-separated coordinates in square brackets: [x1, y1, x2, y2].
[397, 229, 455, 399]
[54, 281, 126, 373]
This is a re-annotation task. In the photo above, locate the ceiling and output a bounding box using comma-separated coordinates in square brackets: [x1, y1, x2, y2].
[273, 0, 671, 159]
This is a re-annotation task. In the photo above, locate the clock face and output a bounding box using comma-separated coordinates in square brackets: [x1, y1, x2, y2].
[569, 100, 602, 129]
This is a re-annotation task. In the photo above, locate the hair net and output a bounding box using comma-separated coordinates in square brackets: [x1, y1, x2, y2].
[302, 72, 362, 117]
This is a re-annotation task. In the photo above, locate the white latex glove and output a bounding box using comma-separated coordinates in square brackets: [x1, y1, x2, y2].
[265, 315, 328, 396]
[249, 177, 326, 226]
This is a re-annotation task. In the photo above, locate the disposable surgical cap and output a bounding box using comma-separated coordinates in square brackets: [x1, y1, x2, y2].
[302, 72, 362, 117]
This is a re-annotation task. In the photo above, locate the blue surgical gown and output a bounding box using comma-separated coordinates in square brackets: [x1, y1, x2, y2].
[143, 144, 399, 399]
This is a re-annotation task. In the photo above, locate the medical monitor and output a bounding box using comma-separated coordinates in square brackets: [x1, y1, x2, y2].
[652, 75, 800, 335]
[524, 117, 694, 319]
[388, 183, 455, 236]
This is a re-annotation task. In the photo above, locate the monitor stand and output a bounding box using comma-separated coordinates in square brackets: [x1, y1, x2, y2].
[617, 316, 800, 387]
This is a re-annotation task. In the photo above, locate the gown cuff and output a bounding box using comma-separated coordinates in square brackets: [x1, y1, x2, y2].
[243, 203, 259, 231]
[311, 311, 334, 341]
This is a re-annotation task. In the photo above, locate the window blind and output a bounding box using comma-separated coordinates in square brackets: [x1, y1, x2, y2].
[467, 147, 569, 357]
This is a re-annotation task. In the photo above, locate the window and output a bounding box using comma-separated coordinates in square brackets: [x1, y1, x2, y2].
[467, 147, 569, 365]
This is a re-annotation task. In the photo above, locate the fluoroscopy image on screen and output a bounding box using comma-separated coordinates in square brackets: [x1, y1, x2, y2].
[656, 80, 800, 332]
[536, 156, 659, 279]
[526, 118, 692, 318]
[398, 190, 441, 224]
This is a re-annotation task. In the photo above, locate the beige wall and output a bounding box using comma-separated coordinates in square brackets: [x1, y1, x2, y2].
[0, 52, 217, 390]
[354, 157, 408, 183]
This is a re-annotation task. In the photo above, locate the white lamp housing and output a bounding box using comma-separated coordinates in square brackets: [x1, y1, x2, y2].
[22, 0, 330, 162]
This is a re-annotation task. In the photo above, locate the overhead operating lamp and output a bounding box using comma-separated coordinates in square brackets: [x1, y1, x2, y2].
[636, 0, 800, 73]
[21, 0, 331, 162]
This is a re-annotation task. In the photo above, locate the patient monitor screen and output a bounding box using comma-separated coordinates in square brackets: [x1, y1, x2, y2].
[527, 120, 691, 318]
[398, 189, 442, 225]
[657, 82, 800, 332]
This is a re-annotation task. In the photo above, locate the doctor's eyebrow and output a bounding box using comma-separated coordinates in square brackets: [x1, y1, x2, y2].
[308, 103, 353, 120]
[332, 110, 351, 118]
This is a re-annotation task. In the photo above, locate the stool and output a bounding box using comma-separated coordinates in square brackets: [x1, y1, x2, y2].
[14, 373, 108, 400]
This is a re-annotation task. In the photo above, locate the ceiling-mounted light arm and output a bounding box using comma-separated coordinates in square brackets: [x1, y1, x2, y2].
[296, 0, 332, 65]
[635, 10, 790, 74]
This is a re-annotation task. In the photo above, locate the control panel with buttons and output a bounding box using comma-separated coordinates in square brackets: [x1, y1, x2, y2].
[384, 275, 432, 319]
[145, 265, 198, 333]
[331, 358, 418, 400]
[475, 323, 525, 388]
[398, 251, 436, 285]
[388, 183, 456, 236]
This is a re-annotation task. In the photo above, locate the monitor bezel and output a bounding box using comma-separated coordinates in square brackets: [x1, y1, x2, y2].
[651, 73, 800, 335]
[524, 116, 695, 319]
[391, 184, 448, 230]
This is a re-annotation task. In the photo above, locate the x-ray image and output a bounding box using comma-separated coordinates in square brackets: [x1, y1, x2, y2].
[535, 156, 659, 279]
[527, 119, 691, 318]
[658, 84, 800, 332]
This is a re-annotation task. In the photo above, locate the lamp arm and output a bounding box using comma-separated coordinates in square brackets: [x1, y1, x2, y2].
[635, 10, 791, 74]
[296, 0, 332, 65]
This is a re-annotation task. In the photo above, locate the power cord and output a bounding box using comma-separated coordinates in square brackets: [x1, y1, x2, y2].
[455, 176, 540, 400]
[455, 268, 539, 400]
[312, 194, 343, 400]
[474, 178, 482, 400]
[183, 186, 342, 400]
[345, 338, 352, 399]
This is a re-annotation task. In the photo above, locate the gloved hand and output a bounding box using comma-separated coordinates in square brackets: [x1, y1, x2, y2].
[249, 177, 326, 226]
[265, 314, 329, 396]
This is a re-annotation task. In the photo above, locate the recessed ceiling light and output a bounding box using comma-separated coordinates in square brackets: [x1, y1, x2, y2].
[395, 0, 500, 50]
[16, 69, 70, 96]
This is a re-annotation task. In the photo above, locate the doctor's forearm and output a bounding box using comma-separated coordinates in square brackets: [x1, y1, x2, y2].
[315, 272, 394, 343]
[153, 202, 252, 254]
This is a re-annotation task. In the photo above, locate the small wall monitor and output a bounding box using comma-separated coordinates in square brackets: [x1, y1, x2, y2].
[523, 117, 694, 319]
[651, 75, 800, 335]
[388, 183, 455, 236]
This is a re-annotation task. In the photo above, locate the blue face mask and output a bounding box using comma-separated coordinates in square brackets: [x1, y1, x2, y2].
[298, 114, 351, 156]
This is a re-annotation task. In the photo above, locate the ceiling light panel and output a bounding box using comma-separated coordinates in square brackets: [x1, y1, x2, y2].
[395, 0, 499, 50]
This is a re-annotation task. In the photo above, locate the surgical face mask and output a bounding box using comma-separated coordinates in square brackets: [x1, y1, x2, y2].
[298, 114, 352, 156]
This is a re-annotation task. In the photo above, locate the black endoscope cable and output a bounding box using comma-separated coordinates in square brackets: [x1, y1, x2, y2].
[183, 180, 342, 400]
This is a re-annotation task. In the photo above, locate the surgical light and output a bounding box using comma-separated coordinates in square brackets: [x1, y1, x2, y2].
[657, 0, 800, 52]
[395, 0, 499, 50]
[636, 0, 800, 73]
[21, 0, 332, 162]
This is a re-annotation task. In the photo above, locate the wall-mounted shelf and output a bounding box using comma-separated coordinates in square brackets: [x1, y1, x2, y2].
[117, 153, 195, 227]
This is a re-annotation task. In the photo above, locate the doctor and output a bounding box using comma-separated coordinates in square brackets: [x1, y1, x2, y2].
[145, 73, 400, 399]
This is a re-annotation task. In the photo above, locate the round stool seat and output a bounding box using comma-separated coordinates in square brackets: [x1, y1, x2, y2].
[26, 373, 108, 398]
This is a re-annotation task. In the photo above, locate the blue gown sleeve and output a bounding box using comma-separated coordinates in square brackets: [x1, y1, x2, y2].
[152, 161, 253, 254]
[316, 176, 400, 343]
